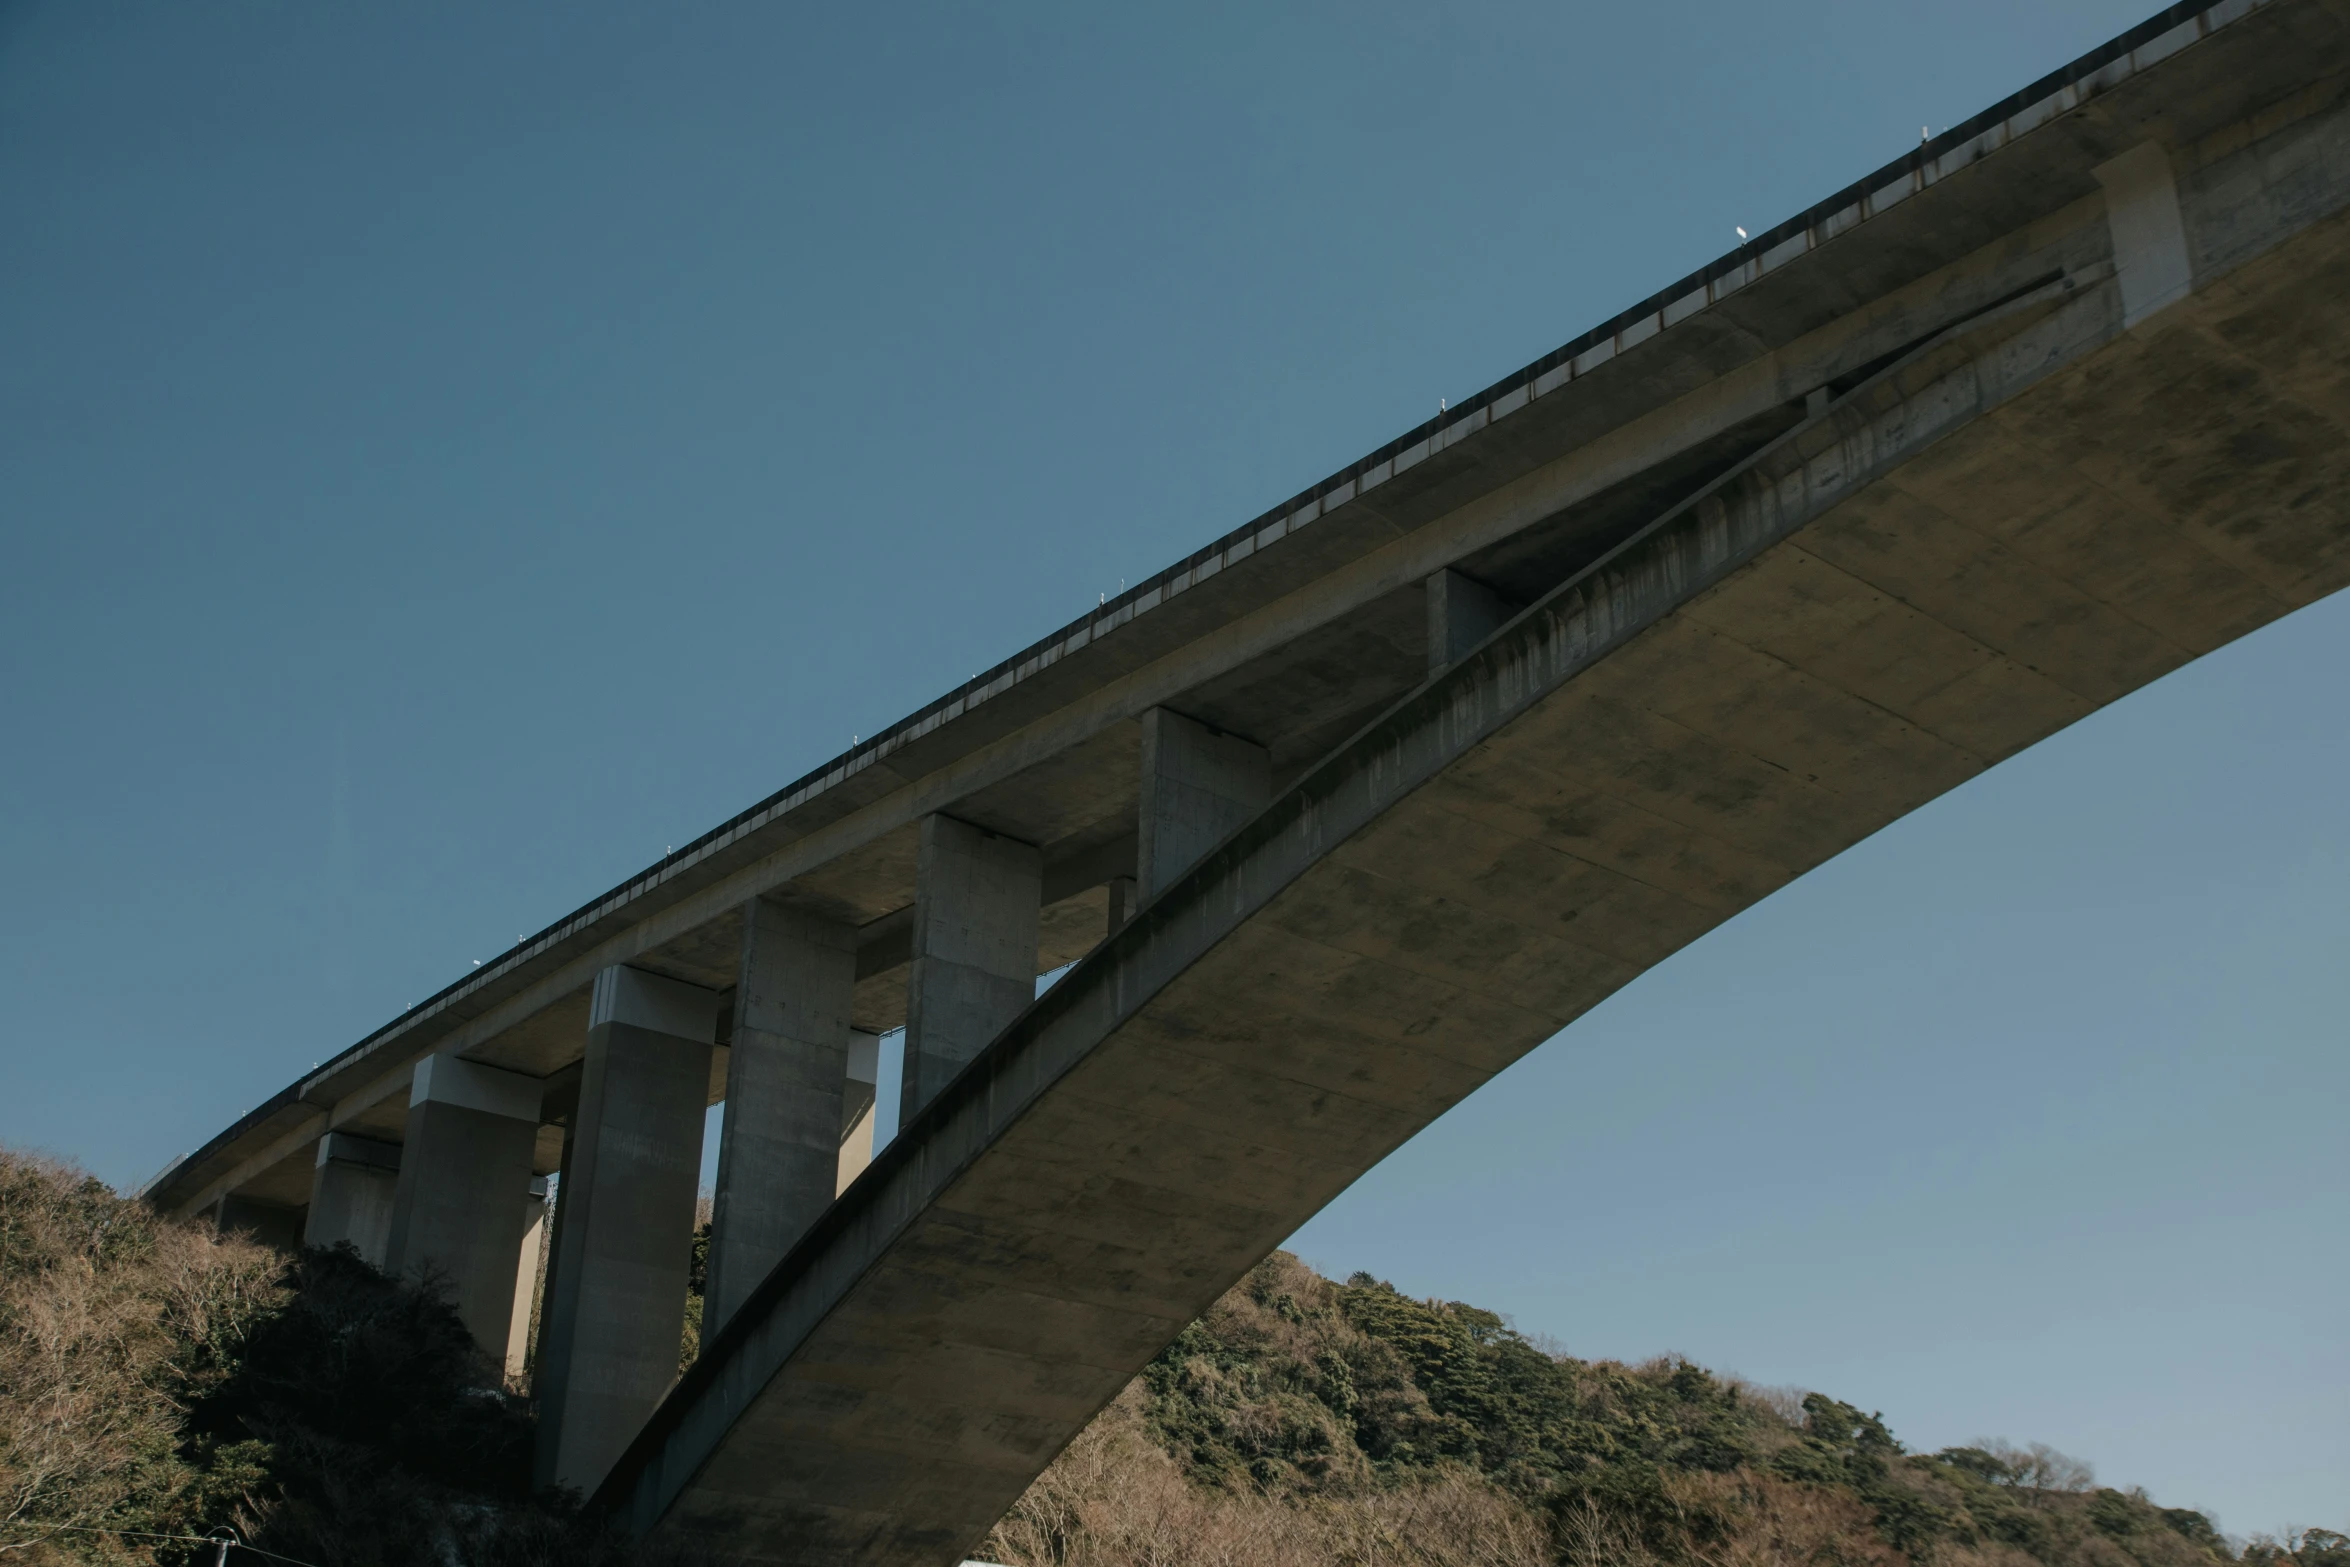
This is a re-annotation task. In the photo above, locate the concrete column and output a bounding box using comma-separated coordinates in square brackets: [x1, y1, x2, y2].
[836, 1030, 880, 1195]
[2096, 142, 2192, 327]
[534, 965, 717, 1498]
[384, 1054, 543, 1358]
[1106, 876, 1139, 936]
[704, 899, 856, 1336]
[901, 814, 1041, 1130]
[1426, 567, 1512, 674]
[304, 1132, 401, 1266]
[503, 1176, 550, 1383]
[215, 1195, 304, 1252]
[1138, 707, 1270, 899]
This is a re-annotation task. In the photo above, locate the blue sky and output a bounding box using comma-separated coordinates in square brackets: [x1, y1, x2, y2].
[2, 0, 2340, 1538]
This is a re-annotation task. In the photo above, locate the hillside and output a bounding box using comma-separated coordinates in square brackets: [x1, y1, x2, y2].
[976, 1252, 2343, 1567]
[0, 1148, 2338, 1567]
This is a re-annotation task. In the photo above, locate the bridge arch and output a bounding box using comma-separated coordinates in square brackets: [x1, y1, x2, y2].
[600, 102, 2350, 1555]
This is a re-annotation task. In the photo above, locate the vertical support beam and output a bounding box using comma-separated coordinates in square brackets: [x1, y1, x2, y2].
[704, 899, 856, 1336]
[534, 966, 717, 1497]
[2095, 142, 2192, 328]
[503, 1176, 550, 1384]
[901, 814, 1041, 1130]
[1105, 876, 1139, 937]
[836, 1030, 881, 1196]
[215, 1195, 304, 1253]
[1138, 708, 1269, 899]
[304, 1132, 401, 1266]
[1426, 567, 1511, 674]
[524, 1068, 581, 1396]
[384, 1054, 543, 1359]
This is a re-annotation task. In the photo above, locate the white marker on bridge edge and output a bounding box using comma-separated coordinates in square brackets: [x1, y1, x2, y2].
[1735, 225, 1747, 241]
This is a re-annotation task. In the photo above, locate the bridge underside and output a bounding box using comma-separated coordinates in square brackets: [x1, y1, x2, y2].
[608, 91, 2350, 1564]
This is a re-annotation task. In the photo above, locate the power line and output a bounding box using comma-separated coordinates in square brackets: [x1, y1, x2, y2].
[12, 1522, 331, 1567]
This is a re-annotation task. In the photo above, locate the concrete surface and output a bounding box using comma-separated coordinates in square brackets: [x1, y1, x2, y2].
[535, 967, 718, 1495]
[1425, 567, 1514, 673]
[383, 1054, 542, 1358]
[901, 816, 1042, 1127]
[303, 1131, 400, 1265]
[706, 900, 859, 1334]
[1136, 708, 1270, 898]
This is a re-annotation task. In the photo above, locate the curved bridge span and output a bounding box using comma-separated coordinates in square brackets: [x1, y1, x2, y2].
[154, 4, 2350, 1563]
[607, 6, 2350, 1554]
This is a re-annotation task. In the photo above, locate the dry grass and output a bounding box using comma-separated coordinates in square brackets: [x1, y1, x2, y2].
[0, 1149, 282, 1559]
[983, 1383, 1549, 1567]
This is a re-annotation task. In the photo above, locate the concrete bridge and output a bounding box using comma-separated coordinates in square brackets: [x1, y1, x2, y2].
[148, 1, 2350, 1560]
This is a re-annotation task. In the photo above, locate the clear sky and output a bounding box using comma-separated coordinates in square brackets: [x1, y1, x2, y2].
[2, 0, 2340, 1540]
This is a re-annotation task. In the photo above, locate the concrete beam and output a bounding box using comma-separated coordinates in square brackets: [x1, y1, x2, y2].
[705, 900, 856, 1335]
[1138, 708, 1269, 899]
[384, 1054, 544, 1360]
[901, 815, 1040, 1128]
[534, 966, 717, 1497]
[304, 1132, 401, 1266]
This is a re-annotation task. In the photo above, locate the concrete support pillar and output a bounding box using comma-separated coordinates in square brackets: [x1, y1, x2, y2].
[384, 1054, 543, 1358]
[1106, 876, 1139, 937]
[1138, 707, 1269, 899]
[215, 1195, 304, 1253]
[2096, 142, 2192, 327]
[1426, 567, 1512, 674]
[705, 899, 855, 1336]
[304, 1132, 401, 1266]
[837, 1030, 880, 1195]
[901, 814, 1040, 1130]
[503, 1176, 550, 1384]
[534, 965, 717, 1497]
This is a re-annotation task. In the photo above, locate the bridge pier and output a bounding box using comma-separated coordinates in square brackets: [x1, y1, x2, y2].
[384, 1054, 544, 1359]
[704, 899, 857, 1334]
[503, 1176, 549, 1382]
[1138, 707, 1268, 896]
[837, 1029, 881, 1193]
[533, 965, 717, 1496]
[213, 1194, 303, 1251]
[303, 1131, 401, 1266]
[900, 814, 1040, 1128]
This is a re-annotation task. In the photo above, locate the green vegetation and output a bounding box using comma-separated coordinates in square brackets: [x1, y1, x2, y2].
[2, 1150, 2338, 1567]
[0, 1149, 659, 1567]
[981, 1253, 2347, 1567]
